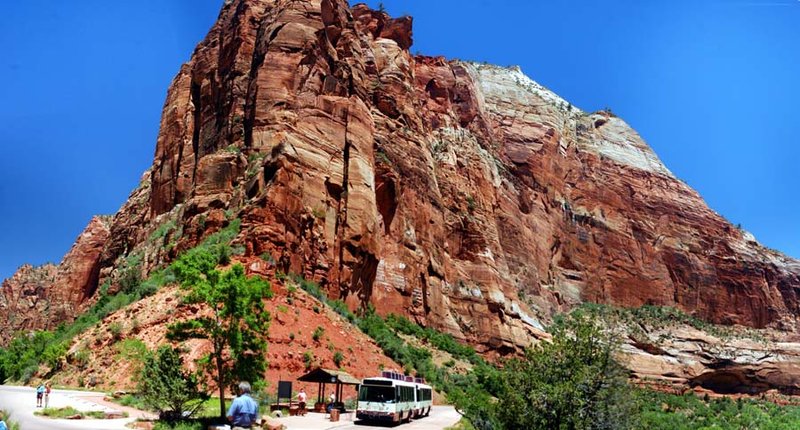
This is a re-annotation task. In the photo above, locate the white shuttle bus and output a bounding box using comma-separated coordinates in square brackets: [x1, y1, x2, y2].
[356, 371, 433, 423]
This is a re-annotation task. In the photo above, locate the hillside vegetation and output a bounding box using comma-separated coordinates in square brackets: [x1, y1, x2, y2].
[0, 220, 241, 384]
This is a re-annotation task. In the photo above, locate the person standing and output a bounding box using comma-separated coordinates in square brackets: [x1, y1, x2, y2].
[44, 382, 52, 409]
[326, 392, 336, 414]
[36, 383, 45, 408]
[227, 381, 259, 430]
[296, 388, 307, 416]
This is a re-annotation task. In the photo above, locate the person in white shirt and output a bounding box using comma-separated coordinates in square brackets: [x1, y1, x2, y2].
[326, 392, 336, 414]
[296, 388, 307, 416]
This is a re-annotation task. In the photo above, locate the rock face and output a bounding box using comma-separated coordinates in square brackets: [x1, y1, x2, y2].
[0, 263, 58, 340]
[624, 323, 800, 396]
[2, 0, 799, 377]
[0, 216, 111, 342]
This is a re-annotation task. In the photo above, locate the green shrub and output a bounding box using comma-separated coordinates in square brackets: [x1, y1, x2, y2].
[116, 394, 150, 411]
[152, 421, 204, 430]
[37, 406, 83, 418]
[333, 351, 344, 367]
[35, 406, 126, 419]
[150, 219, 177, 241]
[311, 207, 326, 219]
[329, 300, 356, 323]
[118, 252, 143, 295]
[116, 338, 148, 375]
[386, 314, 482, 365]
[312, 326, 325, 342]
[224, 145, 241, 154]
[466, 195, 476, 211]
[139, 346, 208, 419]
[73, 348, 90, 369]
[109, 322, 124, 340]
[292, 276, 357, 323]
[303, 351, 314, 369]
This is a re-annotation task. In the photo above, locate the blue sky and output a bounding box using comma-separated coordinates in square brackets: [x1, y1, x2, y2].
[1, 0, 798, 280]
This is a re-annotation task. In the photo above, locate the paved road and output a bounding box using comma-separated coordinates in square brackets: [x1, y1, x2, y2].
[274, 405, 461, 430]
[0, 385, 135, 430]
[347, 406, 461, 429]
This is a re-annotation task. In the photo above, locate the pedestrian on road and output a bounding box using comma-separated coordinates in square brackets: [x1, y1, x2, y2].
[0, 411, 9, 430]
[35, 383, 45, 408]
[227, 381, 259, 430]
[45, 382, 52, 408]
[296, 388, 307, 416]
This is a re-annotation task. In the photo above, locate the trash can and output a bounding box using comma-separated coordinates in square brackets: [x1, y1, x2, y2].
[330, 409, 340, 422]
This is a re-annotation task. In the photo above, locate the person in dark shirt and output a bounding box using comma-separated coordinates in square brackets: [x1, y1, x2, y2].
[227, 381, 259, 429]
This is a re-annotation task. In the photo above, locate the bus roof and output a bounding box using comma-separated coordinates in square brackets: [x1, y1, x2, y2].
[361, 377, 432, 389]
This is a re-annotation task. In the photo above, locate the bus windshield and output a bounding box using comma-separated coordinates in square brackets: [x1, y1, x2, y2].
[359, 385, 396, 403]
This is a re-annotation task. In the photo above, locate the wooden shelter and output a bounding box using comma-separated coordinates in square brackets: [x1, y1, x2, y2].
[297, 367, 360, 411]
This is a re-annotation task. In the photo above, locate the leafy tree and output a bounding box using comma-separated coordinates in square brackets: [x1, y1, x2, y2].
[450, 312, 635, 430]
[138, 346, 208, 420]
[0, 330, 61, 383]
[490, 313, 636, 430]
[167, 251, 272, 419]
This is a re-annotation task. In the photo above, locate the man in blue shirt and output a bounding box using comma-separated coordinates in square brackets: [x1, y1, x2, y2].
[0, 410, 9, 430]
[227, 381, 259, 429]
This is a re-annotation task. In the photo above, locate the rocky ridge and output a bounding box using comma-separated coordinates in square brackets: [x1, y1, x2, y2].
[1, 216, 111, 341]
[2, 0, 799, 394]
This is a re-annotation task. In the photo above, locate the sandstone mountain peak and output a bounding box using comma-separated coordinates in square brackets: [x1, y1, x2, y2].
[2, 0, 799, 390]
[462, 61, 674, 177]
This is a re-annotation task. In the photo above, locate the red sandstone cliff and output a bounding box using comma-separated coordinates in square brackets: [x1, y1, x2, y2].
[1, 216, 111, 342]
[3, 0, 799, 361]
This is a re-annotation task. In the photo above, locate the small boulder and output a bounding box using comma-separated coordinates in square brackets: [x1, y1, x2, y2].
[261, 416, 286, 430]
[105, 410, 126, 419]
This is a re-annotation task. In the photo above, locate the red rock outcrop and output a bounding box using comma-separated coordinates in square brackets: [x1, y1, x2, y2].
[0, 263, 58, 339]
[0, 216, 111, 342]
[3, 0, 799, 368]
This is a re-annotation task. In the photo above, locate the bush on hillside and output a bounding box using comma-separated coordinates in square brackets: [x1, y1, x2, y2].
[139, 346, 208, 420]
